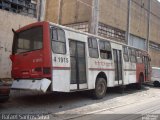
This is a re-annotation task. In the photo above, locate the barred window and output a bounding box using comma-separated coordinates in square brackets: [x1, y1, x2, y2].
[0, 0, 37, 17]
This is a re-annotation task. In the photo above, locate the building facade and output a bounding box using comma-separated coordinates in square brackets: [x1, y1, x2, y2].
[45, 0, 160, 67]
[0, 0, 39, 79]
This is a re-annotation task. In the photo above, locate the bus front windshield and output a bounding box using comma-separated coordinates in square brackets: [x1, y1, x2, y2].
[13, 26, 43, 54]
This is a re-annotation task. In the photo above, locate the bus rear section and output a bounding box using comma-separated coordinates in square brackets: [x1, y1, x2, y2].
[11, 22, 52, 92]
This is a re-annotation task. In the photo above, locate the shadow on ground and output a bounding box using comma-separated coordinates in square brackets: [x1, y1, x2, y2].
[0, 84, 158, 114]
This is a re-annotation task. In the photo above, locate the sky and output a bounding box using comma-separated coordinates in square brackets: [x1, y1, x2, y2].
[158, 0, 160, 2]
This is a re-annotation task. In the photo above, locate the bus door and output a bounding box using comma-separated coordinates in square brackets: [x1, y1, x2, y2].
[69, 40, 87, 90]
[113, 49, 123, 85]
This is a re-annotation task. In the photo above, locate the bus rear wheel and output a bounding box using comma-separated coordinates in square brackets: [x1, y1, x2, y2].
[153, 81, 160, 87]
[92, 78, 107, 99]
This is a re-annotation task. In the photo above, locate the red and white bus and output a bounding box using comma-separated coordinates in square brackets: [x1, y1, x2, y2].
[10, 21, 151, 99]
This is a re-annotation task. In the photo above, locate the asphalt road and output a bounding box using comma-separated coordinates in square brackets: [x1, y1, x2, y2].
[0, 84, 160, 120]
[73, 94, 160, 120]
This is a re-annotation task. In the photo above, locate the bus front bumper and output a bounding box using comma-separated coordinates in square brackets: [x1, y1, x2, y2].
[11, 78, 51, 92]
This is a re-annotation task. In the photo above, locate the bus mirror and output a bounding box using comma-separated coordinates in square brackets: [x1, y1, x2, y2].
[12, 28, 16, 34]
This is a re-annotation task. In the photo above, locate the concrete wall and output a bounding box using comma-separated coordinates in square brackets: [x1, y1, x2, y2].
[99, 0, 128, 31]
[150, 0, 160, 44]
[149, 0, 160, 67]
[0, 10, 37, 79]
[130, 0, 148, 40]
[149, 48, 160, 67]
[45, 0, 60, 23]
[45, 0, 160, 42]
[44, 0, 160, 67]
[45, 0, 92, 24]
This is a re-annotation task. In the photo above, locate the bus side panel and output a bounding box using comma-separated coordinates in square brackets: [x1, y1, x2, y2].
[52, 54, 70, 92]
[128, 63, 137, 84]
[88, 71, 99, 89]
[123, 62, 130, 85]
[87, 58, 115, 89]
[87, 71, 115, 89]
[136, 63, 144, 82]
[100, 59, 115, 87]
[105, 71, 115, 87]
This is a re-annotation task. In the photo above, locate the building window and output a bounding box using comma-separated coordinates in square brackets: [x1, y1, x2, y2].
[149, 41, 160, 51]
[98, 22, 125, 42]
[88, 37, 99, 58]
[0, 0, 37, 17]
[65, 22, 89, 32]
[99, 40, 112, 59]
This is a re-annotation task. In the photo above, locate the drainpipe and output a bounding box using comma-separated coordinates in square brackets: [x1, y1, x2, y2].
[126, 0, 131, 45]
[38, 0, 46, 21]
[90, 0, 99, 35]
[146, 0, 151, 51]
[58, 0, 63, 24]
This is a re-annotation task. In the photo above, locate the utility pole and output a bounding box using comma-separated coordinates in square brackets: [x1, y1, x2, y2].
[146, 0, 151, 51]
[58, 0, 63, 24]
[90, 0, 99, 35]
[126, 0, 131, 45]
[38, 0, 46, 21]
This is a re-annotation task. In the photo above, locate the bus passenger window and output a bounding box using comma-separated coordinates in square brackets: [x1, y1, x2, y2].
[99, 40, 112, 59]
[88, 37, 99, 58]
[136, 51, 143, 63]
[51, 28, 66, 54]
[123, 46, 129, 62]
[129, 49, 137, 63]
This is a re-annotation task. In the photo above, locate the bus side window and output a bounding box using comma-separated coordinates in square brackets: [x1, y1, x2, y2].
[51, 28, 66, 54]
[99, 40, 112, 59]
[123, 46, 129, 62]
[88, 37, 99, 58]
[129, 48, 137, 63]
[137, 51, 143, 63]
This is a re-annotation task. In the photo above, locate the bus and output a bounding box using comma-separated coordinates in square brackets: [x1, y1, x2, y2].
[10, 21, 151, 99]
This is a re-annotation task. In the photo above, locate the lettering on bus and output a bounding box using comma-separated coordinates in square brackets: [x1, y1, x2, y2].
[54, 57, 69, 63]
[33, 58, 43, 63]
[95, 61, 112, 66]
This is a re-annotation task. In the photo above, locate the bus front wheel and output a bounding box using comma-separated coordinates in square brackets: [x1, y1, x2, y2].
[92, 78, 107, 99]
